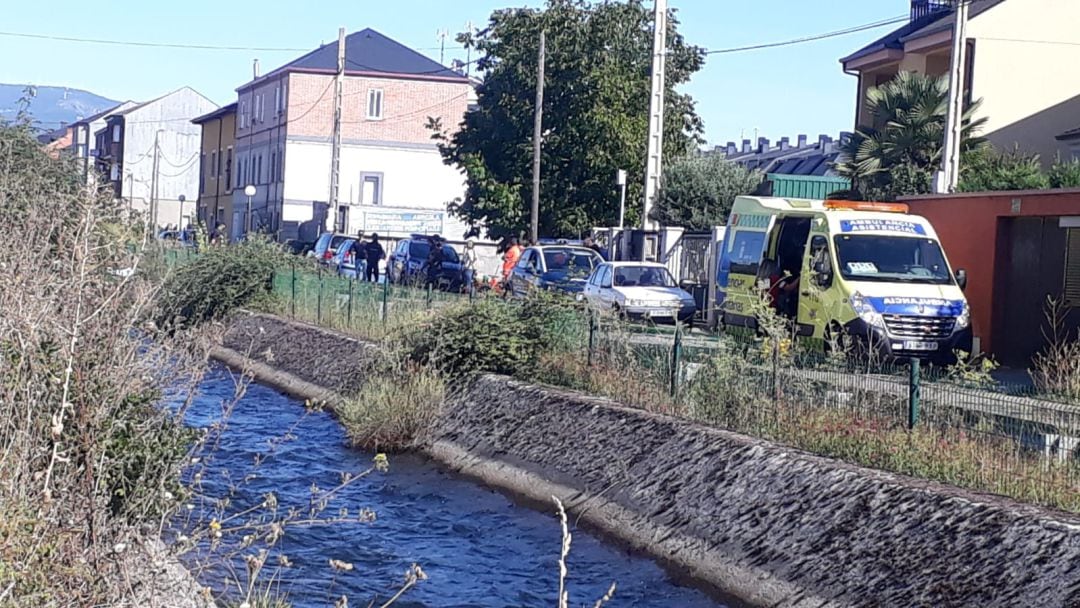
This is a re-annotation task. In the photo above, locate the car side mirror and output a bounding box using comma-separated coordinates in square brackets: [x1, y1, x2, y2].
[955, 268, 968, 290]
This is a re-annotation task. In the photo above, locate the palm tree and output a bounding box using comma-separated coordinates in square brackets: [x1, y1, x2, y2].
[834, 71, 987, 200]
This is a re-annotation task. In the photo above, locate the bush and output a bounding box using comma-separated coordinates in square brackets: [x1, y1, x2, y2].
[154, 237, 289, 331]
[338, 363, 445, 452]
[1049, 156, 1080, 188]
[652, 155, 763, 229]
[958, 146, 1050, 192]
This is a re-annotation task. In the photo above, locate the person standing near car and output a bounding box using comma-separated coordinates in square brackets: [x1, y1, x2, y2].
[462, 237, 479, 295]
[364, 233, 385, 283]
[501, 237, 523, 285]
[424, 235, 446, 289]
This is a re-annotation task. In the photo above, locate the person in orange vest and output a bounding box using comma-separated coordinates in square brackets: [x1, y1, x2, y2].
[501, 237, 523, 286]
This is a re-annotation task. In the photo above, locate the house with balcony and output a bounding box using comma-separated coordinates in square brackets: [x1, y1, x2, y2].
[94, 87, 217, 229]
[841, 0, 1080, 163]
[192, 103, 238, 236]
[70, 101, 138, 185]
[230, 28, 472, 243]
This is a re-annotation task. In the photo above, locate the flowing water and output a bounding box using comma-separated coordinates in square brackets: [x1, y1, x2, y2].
[174, 366, 724, 607]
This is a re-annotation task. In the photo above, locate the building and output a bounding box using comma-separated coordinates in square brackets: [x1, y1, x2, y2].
[841, 0, 1080, 163]
[230, 28, 472, 243]
[70, 101, 138, 185]
[37, 125, 73, 158]
[711, 134, 852, 198]
[192, 103, 238, 236]
[94, 87, 217, 229]
[903, 189, 1080, 366]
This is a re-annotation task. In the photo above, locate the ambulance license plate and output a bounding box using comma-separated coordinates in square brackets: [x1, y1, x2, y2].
[902, 341, 939, 351]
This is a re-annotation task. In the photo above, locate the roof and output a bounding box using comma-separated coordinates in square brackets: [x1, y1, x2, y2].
[191, 102, 238, 124]
[106, 87, 215, 118]
[840, 0, 1006, 66]
[242, 28, 467, 91]
[72, 101, 138, 126]
[1056, 126, 1080, 141]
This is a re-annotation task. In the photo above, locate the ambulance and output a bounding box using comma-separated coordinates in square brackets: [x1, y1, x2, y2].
[716, 196, 972, 363]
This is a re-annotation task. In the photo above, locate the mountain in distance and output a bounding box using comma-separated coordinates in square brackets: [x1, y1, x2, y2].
[0, 83, 120, 130]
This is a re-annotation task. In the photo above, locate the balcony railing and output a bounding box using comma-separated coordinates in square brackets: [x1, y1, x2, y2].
[910, 0, 954, 22]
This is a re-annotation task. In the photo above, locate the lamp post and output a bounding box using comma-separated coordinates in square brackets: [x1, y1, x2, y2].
[244, 184, 257, 237]
[178, 194, 186, 228]
[616, 169, 627, 230]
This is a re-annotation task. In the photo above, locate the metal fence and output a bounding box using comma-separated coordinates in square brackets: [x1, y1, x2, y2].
[164, 246, 1080, 512]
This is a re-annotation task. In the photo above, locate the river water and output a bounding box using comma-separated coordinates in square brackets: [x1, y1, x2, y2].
[174, 367, 723, 607]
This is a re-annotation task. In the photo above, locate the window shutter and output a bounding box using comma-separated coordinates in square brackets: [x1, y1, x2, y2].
[1066, 228, 1080, 307]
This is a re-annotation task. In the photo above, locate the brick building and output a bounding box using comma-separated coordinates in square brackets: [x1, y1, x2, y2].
[231, 28, 472, 243]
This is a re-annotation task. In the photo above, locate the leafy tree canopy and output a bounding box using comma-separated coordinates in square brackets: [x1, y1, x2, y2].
[432, 0, 705, 239]
[651, 155, 762, 230]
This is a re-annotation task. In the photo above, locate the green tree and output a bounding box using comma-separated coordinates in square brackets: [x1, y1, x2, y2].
[834, 71, 987, 200]
[432, 0, 705, 239]
[958, 146, 1049, 192]
[650, 155, 762, 230]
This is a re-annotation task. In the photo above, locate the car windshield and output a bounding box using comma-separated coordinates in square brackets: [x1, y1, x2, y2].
[834, 235, 953, 284]
[614, 266, 676, 288]
[408, 242, 459, 263]
[543, 248, 598, 277]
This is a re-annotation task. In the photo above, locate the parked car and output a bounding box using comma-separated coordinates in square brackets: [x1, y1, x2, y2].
[329, 238, 363, 279]
[583, 262, 696, 323]
[508, 245, 602, 298]
[309, 232, 352, 264]
[387, 235, 463, 290]
[157, 228, 196, 248]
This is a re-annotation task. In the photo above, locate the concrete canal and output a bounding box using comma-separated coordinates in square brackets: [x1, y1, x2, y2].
[175, 366, 724, 607]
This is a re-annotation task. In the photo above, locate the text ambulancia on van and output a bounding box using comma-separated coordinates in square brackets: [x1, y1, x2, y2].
[716, 196, 972, 364]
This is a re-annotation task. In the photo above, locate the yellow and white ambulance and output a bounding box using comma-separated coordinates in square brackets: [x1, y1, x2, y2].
[716, 196, 972, 363]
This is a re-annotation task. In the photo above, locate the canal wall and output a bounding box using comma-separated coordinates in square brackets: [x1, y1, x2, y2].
[218, 313, 1080, 608]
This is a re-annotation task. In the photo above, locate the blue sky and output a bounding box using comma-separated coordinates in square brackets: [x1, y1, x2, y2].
[0, 0, 908, 145]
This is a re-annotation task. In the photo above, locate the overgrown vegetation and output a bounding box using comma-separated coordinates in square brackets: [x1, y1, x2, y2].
[959, 146, 1050, 192]
[338, 364, 446, 452]
[0, 121, 202, 604]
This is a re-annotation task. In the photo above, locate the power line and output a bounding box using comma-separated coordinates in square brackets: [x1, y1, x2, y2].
[0, 30, 307, 52]
[705, 16, 908, 54]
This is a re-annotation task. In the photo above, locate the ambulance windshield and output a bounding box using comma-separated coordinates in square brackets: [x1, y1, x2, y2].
[833, 235, 953, 285]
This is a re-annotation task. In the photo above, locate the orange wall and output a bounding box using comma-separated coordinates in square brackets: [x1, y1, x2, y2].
[904, 189, 1080, 354]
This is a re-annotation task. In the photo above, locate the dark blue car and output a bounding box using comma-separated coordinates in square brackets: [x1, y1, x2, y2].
[387, 236, 463, 290]
[508, 246, 602, 298]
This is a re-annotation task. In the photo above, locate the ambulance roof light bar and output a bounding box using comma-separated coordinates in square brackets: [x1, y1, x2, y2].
[823, 200, 909, 214]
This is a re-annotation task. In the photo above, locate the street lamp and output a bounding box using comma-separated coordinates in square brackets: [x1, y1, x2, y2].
[178, 194, 186, 228]
[244, 184, 257, 236]
[616, 169, 627, 230]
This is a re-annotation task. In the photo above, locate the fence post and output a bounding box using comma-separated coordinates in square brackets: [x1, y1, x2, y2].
[587, 310, 597, 367]
[426, 283, 433, 307]
[908, 357, 921, 429]
[347, 276, 354, 327]
[317, 267, 324, 325]
[670, 322, 683, 399]
[771, 338, 781, 402]
[290, 260, 297, 318]
[381, 276, 390, 326]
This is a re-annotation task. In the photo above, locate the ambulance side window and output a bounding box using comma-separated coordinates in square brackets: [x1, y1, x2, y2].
[728, 230, 766, 276]
[809, 235, 833, 288]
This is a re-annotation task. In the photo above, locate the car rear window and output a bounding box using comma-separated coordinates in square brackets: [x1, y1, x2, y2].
[330, 235, 349, 250]
[409, 242, 431, 259]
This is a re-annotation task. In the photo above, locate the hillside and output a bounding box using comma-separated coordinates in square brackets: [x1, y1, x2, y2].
[0, 83, 120, 129]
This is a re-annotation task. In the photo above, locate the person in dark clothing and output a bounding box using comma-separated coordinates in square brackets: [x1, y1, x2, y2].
[424, 235, 446, 289]
[363, 233, 385, 282]
[583, 236, 608, 261]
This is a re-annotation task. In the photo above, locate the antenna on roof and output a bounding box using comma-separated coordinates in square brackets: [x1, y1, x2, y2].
[436, 28, 449, 65]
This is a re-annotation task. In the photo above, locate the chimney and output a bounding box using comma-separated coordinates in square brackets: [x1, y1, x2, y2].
[818, 134, 833, 147]
[253, 58, 260, 79]
[726, 141, 736, 155]
[741, 139, 751, 154]
[797, 134, 808, 148]
[780, 137, 790, 150]
[757, 137, 770, 153]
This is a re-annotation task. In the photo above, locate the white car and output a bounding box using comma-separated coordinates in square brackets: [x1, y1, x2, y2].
[582, 262, 697, 323]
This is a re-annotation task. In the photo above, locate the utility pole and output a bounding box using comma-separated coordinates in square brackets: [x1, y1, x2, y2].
[328, 27, 345, 231]
[530, 30, 546, 245]
[642, 0, 667, 236]
[436, 29, 449, 65]
[150, 130, 161, 236]
[937, 0, 969, 193]
[464, 21, 475, 77]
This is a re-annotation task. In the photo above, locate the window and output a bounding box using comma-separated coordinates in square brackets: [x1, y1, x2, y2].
[599, 265, 613, 288]
[200, 154, 206, 194]
[367, 89, 384, 119]
[110, 163, 119, 181]
[360, 173, 382, 205]
[238, 154, 245, 188]
[210, 150, 217, 178]
[728, 230, 767, 276]
[256, 155, 263, 185]
[834, 235, 952, 285]
[224, 148, 233, 191]
[1066, 229, 1080, 307]
[809, 235, 833, 288]
[111, 125, 121, 143]
[254, 95, 261, 124]
[614, 266, 676, 288]
[275, 86, 281, 116]
[239, 101, 247, 129]
[270, 151, 276, 182]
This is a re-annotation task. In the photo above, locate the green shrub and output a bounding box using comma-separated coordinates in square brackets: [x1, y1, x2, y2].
[154, 237, 289, 331]
[338, 364, 445, 451]
[958, 146, 1050, 192]
[1049, 156, 1080, 188]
